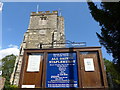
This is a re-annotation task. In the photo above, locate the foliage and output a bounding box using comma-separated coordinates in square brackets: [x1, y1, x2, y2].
[87, 2, 120, 71]
[3, 85, 18, 90]
[0, 54, 17, 89]
[104, 58, 120, 88]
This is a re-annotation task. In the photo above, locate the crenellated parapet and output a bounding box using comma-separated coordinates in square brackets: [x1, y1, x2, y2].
[31, 11, 58, 16]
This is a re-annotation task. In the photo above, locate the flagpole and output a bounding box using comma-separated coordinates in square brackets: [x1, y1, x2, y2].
[36, 5, 39, 13]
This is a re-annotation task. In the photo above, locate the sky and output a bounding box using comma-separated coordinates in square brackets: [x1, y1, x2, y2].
[0, 2, 113, 60]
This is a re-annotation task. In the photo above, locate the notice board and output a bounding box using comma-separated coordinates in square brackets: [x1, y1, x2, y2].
[46, 53, 78, 88]
[19, 47, 108, 88]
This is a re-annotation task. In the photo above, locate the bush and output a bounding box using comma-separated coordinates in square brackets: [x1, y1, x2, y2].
[4, 85, 18, 90]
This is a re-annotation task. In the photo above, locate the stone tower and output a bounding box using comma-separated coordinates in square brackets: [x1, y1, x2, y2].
[10, 10, 65, 86]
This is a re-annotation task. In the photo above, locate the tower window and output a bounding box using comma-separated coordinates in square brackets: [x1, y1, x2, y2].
[39, 30, 46, 35]
[40, 17, 47, 20]
[39, 17, 47, 25]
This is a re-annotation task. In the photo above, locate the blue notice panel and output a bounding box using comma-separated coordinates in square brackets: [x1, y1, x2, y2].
[46, 53, 78, 88]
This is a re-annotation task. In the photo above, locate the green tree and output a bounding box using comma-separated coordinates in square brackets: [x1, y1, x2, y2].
[87, 2, 120, 70]
[0, 54, 16, 89]
[104, 58, 120, 88]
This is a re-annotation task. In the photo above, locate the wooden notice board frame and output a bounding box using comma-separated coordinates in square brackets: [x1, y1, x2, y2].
[19, 47, 108, 88]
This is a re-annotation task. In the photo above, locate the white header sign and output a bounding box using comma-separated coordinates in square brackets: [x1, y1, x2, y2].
[27, 55, 41, 72]
[84, 58, 95, 71]
[22, 85, 35, 88]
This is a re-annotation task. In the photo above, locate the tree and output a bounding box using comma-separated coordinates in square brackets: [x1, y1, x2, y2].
[104, 58, 120, 88]
[87, 2, 120, 70]
[0, 54, 16, 89]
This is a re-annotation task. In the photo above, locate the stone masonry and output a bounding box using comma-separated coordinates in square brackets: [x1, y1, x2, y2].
[10, 11, 65, 86]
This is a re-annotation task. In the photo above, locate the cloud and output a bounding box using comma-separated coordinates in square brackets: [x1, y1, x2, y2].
[8, 44, 18, 48]
[0, 2, 3, 12]
[0, 46, 1, 50]
[0, 44, 19, 60]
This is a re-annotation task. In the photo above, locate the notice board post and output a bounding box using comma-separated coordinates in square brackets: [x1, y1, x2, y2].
[19, 47, 108, 88]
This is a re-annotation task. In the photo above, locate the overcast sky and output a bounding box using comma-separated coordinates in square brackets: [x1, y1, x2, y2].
[0, 2, 113, 60]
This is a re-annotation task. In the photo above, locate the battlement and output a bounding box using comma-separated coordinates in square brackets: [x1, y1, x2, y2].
[31, 11, 58, 16]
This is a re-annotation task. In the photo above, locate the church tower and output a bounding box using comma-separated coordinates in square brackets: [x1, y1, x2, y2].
[10, 10, 65, 86]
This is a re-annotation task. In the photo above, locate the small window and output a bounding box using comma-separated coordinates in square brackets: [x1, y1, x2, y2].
[40, 17, 47, 20]
[39, 17, 47, 25]
[39, 30, 46, 35]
